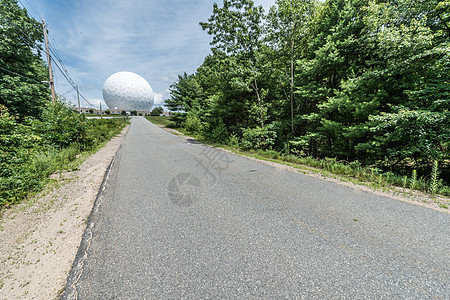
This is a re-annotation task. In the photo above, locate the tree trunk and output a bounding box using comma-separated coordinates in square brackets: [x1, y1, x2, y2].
[290, 32, 295, 135]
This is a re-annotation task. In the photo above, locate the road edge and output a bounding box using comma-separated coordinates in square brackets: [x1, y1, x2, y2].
[59, 147, 119, 300]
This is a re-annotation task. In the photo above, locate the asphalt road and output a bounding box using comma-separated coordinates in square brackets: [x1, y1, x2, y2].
[63, 117, 450, 299]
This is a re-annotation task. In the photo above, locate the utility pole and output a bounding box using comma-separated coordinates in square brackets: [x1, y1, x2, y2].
[100, 102, 103, 119]
[76, 85, 81, 113]
[42, 19, 56, 103]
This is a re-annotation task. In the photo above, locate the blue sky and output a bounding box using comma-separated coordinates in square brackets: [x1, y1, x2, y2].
[20, 0, 275, 109]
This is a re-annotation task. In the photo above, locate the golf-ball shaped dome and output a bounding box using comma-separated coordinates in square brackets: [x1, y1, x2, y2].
[102, 71, 154, 111]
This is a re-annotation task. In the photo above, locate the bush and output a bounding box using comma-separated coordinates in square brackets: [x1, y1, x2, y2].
[0, 103, 128, 207]
[204, 119, 228, 143]
[151, 106, 164, 116]
[29, 101, 92, 150]
[185, 113, 203, 133]
[169, 112, 186, 128]
[241, 125, 277, 150]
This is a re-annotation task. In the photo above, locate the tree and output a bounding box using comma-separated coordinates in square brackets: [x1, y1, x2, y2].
[266, 0, 315, 134]
[165, 73, 203, 112]
[0, 0, 50, 119]
[151, 106, 163, 116]
[200, 0, 266, 125]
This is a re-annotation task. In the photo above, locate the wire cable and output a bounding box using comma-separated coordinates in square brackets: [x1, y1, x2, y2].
[1, 6, 95, 108]
[0, 10, 42, 51]
[18, 0, 44, 22]
[0, 65, 46, 84]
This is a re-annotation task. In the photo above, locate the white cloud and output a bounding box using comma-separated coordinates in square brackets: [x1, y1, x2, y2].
[153, 93, 164, 105]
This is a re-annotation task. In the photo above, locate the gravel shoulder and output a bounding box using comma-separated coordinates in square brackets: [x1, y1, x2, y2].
[0, 125, 129, 300]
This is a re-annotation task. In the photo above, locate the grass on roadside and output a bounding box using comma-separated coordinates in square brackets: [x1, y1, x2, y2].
[145, 115, 173, 127]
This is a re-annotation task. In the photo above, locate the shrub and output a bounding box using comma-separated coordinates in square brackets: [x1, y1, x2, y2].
[0, 104, 128, 207]
[185, 113, 203, 133]
[241, 125, 277, 150]
[204, 119, 228, 143]
[29, 101, 92, 150]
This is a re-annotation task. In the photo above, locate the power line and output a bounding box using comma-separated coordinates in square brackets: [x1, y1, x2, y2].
[47, 34, 80, 86]
[1, 6, 96, 108]
[0, 10, 42, 51]
[60, 89, 74, 96]
[17, 0, 44, 22]
[0, 65, 46, 84]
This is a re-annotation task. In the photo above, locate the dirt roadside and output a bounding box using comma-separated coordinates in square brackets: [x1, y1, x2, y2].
[0, 125, 129, 300]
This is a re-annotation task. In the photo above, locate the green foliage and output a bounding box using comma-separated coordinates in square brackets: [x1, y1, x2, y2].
[364, 109, 450, 163]
[29, 101, 92, 149]
[151, 106, 164, 116]
[402, 176, 408, 188]
[206, 118, 229, 143]
[164, 0, 450, 192]
[411, 170, 418, 190]
[430, 160, 439, 194]
[0, 0, 50, 119]
[0, 104, 127, 207]
[184, 113, 203, 133]
[241, 125, 277, 150]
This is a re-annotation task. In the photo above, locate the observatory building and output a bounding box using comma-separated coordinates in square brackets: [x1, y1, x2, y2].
[102, 71, 154, 112]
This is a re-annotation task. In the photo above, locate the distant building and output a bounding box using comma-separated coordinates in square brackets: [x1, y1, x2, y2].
[75, 107, 150, 116]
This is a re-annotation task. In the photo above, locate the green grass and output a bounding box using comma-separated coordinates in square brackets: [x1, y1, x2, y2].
[145, 116, 173, 127]
[229, 148, 449, 198]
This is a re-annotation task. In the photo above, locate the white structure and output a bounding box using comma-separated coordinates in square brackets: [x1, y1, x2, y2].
[102, 71, 154, 111]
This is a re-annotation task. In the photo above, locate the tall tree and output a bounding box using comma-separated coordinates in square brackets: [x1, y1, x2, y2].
[200, 0, 266, 125]
[266, 0, 315, 134]
[0, 0, 49, 119]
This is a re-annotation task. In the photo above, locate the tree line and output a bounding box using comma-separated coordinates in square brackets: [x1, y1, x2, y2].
[165, 0, 449, 184]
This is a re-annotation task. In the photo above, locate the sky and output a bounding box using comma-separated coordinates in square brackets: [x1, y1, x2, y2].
[20, 0, 276, 109]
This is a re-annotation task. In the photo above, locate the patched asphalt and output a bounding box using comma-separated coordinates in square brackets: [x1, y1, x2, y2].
[63, 116, 450, 299]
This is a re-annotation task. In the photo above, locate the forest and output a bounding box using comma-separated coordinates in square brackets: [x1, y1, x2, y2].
[165, 0, 449, 193]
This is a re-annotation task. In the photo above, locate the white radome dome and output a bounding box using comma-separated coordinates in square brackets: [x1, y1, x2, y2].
[102, 71, 154, 111]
